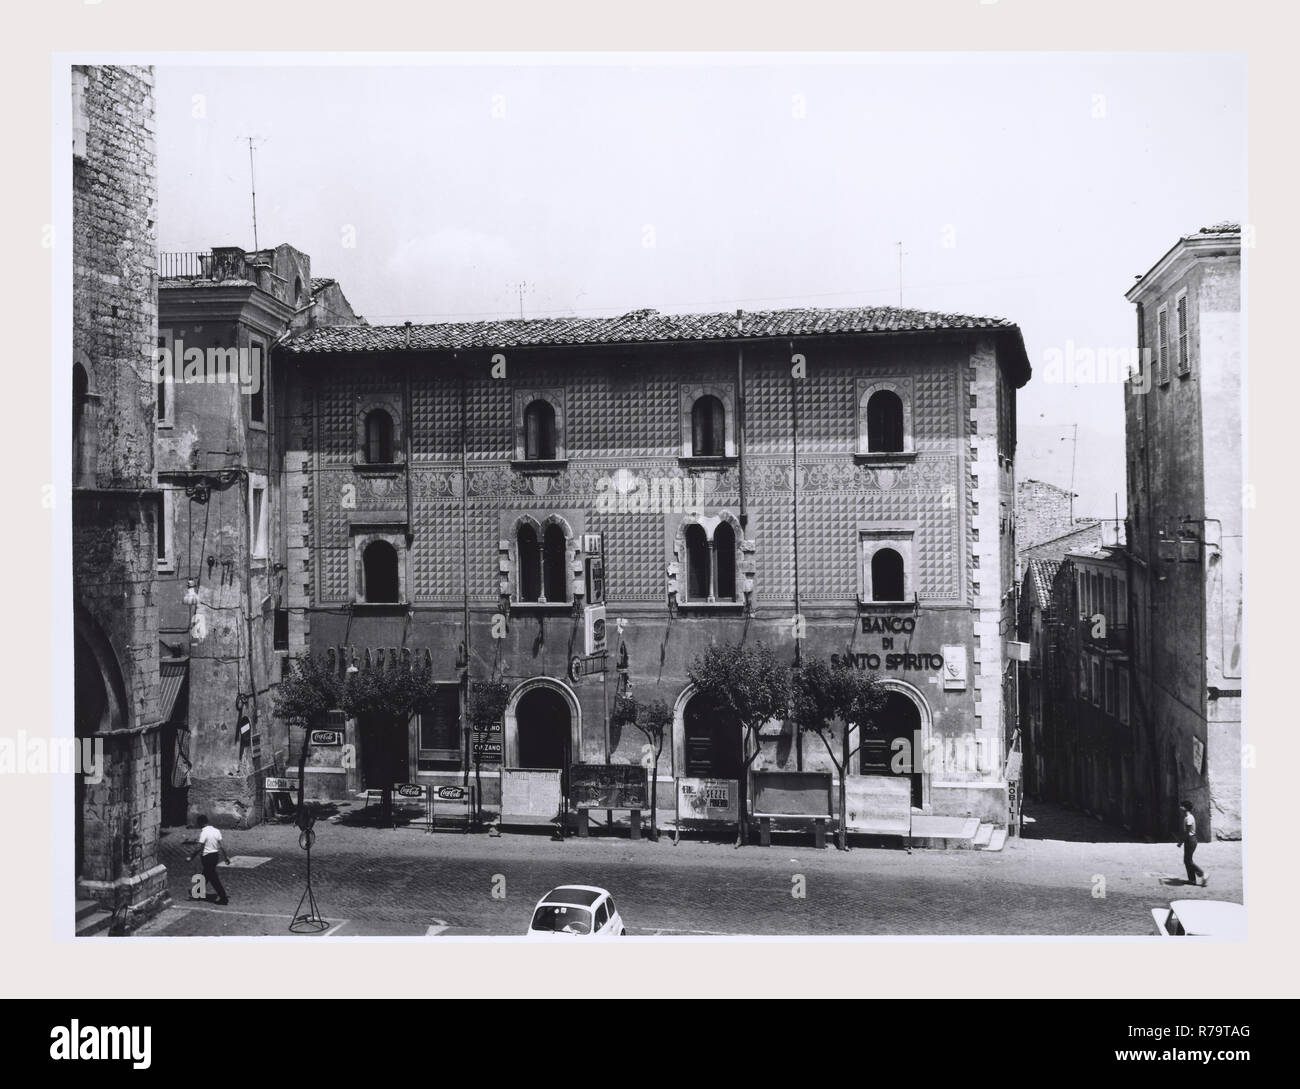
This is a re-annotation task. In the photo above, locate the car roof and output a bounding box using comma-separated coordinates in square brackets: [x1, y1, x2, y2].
[1168, 900, 1246, 936]
[540, 886, 606, 907]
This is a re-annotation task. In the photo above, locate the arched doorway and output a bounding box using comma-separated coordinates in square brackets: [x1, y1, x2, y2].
[73, 610, 128, 880]
[857, 684, 926, 808]
[678, 688, 742, 780]
[506, 680, 581, 792]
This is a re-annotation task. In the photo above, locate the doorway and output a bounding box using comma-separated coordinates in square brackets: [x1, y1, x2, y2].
[515, 686, 571, 788]
[682, 692, 742, 779]
[358, 714, 410, 790]
[859, 689, 924, 807]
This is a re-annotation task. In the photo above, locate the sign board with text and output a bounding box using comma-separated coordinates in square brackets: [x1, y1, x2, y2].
[570, 764, 647, 810]
[676, 777, 739, 824]
[501, 767, 563, 825]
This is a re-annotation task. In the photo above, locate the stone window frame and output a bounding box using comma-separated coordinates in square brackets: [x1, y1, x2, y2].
[855, 377, 917, 462]
[512, 387, 568, 470]
[671, 511, 751, 608]
[73, 355, 99, 488]
[157, 487, 176, 573]
[249, 472, 269, 563]
[506, 513, 577, 610]
[857, 522, 917, 605]
[247, 334, 268, 430]
[155, 329, 175, 430]
[352, 528, 408, 605]
[355, 393, 405, 466]
[679, 382, 737, 461]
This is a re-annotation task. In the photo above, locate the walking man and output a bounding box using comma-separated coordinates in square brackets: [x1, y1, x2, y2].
[1177, 800, 1207, 887]
[189, 813, 232, 904]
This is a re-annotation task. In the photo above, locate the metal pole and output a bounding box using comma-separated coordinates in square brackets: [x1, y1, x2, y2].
[248, 138, 259, 251]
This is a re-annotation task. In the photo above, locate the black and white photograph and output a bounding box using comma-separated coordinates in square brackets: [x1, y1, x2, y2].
[59, 49, 1247, 944]
[7, 0, 1295, 1048]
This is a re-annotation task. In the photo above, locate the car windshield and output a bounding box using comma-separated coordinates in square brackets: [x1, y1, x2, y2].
[530, 904, 593, 934]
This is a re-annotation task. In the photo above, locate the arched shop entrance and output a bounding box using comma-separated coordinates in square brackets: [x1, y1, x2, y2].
[505, 679, 581, 792]
[73, 610, 128, 880]
[857, 683, 929, 808]
[674, 686, 742, 780]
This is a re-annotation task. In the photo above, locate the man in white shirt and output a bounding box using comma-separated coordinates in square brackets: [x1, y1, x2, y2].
[1177, 800, 1207, 887]
[188, 813, 232, 904]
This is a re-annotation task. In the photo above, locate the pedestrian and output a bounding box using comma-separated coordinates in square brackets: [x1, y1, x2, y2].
[1177, 800, 1207, 887]
[189, 813, 232, 904]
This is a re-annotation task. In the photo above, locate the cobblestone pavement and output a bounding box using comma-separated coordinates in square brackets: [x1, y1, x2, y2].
[134, 800, 1243, 938]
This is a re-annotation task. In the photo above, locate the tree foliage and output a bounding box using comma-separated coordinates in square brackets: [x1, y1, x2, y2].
[790, 656, 887, 756]
[468, 677, 510, 735]
[272, 654, 342, 729]
[687, 641, 790, 734]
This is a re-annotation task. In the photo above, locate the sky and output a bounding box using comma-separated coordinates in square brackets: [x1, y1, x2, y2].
[154, 53, 1246, 516]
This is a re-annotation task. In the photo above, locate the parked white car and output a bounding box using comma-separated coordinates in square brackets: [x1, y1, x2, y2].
[526, 885, 626, 939]
[1150, 900, 1245, 937]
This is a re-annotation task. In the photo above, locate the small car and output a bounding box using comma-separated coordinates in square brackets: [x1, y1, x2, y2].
[526, 885, 626, 939]
[1150, 900, 1245, 937]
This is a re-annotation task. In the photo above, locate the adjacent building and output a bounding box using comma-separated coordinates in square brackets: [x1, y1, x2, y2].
[1019, 544, 1136, 826]
[1124, 224, 1243, 840]
[155, 243, 359, 827]
[273, 305, 1031, 829]
[71, 65, 168, 929]
[1015, 478, 1108, 569]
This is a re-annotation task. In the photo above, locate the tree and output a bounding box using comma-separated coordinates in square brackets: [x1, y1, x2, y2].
[273, 655, 342, 823]
[273, 654, 441, 827]
[467, 677, 510, 822]
[790, 657, 887, 849]
[687, 641, 789, 846]
[613, 693, 672, 840]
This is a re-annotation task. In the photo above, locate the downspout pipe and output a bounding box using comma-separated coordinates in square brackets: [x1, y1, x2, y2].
[736, 309, 747, 531]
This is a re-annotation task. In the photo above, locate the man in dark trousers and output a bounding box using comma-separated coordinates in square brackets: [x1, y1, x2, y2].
[1177, 800, 1207, 887]
[189, 813, 232, 904]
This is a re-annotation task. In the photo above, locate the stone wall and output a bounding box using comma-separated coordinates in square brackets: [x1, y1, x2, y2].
[71, 65, 167, 929]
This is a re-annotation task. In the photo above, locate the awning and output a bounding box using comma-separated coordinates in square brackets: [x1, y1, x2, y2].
[159, 659, 189, 724]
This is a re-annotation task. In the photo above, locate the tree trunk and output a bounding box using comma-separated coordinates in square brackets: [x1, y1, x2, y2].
[296, 724, 311, 823]
[839, 724, 850, 850]
[649, 739, 660, 840]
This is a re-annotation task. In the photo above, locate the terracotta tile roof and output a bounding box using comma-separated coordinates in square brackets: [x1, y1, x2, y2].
[282, 304, 1023, 356]
[1026, 558, 1060, 611]
[310, 276, 336, 293]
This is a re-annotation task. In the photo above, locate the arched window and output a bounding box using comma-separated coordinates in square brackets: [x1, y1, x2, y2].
[362, 540, 400, 603]
[685, 523, 710, 601]
[691, 395, 725, 457]
[364, 409, 394, 463]
[543, 524, 568, 603]
[867, 390, 905, 453]
[73, 363, 90, 484]
[714, 522, 737, 600]
[517, 525, 542, 602]
[524, 399, 557, 461]
[871, 548, 905, 602]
